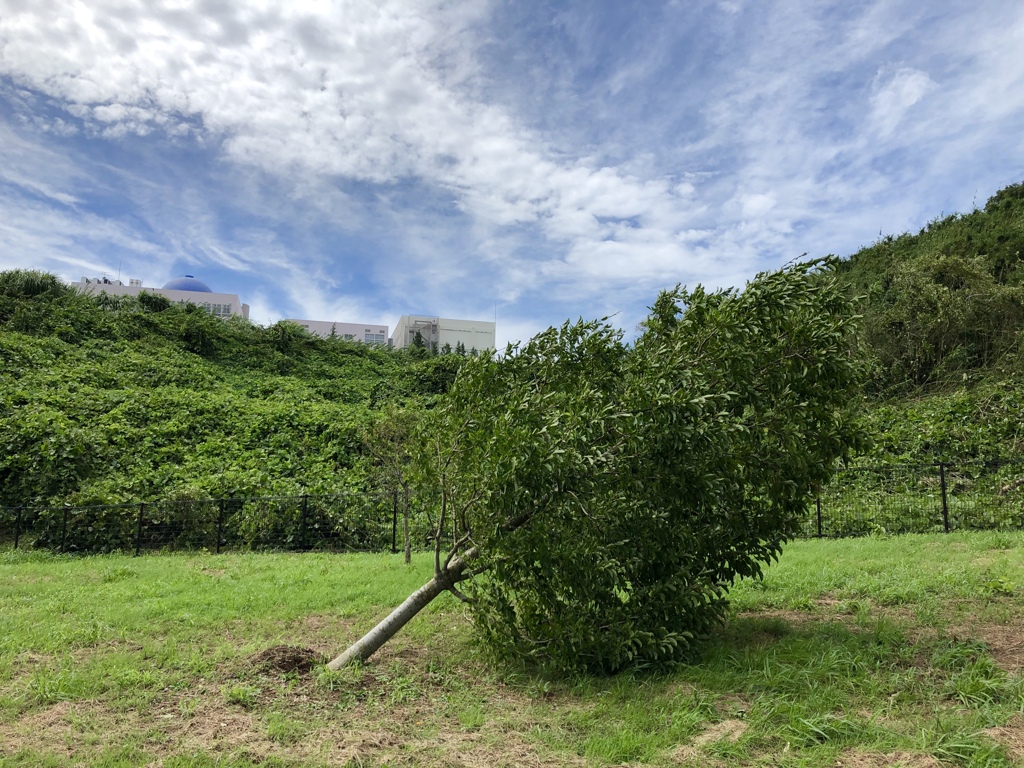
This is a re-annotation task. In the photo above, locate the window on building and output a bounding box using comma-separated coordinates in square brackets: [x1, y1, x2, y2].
[201, 302, 233, 318]
[364, 331, 387, 345]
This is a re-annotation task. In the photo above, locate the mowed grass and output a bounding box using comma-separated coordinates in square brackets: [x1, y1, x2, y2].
[1, 533, 1022, 767]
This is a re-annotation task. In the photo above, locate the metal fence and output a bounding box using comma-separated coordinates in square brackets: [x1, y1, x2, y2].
[801, 461, 1024, 537]
[2, 462, 1023, 553]
[0, 493, 434, 555]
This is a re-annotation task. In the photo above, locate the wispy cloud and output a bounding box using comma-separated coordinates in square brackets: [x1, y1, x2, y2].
[1, 0, 1023, 346]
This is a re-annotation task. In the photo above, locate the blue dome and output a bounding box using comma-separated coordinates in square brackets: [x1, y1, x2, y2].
[162, 275, 213, 292]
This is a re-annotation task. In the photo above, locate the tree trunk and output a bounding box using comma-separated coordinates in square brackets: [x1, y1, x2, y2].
[403, 484, 411, 564]
[327, 548, 476, 670]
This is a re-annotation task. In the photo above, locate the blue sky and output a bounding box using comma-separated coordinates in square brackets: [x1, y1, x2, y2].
[1, 0, 1022, 347]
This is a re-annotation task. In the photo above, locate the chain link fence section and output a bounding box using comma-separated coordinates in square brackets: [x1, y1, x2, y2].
[803, 461, 1024, 537]
[3, 463, 1024, 552]
[0, 493, 434, 555]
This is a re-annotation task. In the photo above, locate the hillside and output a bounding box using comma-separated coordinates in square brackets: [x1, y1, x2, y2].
[838, 181, 1024, 464]
[0, 271, 458, 507]
[4, 182, 1024, 509]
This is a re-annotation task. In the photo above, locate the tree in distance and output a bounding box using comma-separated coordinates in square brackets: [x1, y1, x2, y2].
[329, 260, 866, 674]
[361, 406, 420, 564]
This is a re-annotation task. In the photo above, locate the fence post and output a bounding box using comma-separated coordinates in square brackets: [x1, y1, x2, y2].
[13, 507, 23, 550]
[216, 499, 225, 554]
[60, 506, 69, 553]
[134, 503, 145, 556]
[299, 494, 309, 551]
[392, 490, 398, 554]
[816, 497, 823, 538]
[939, 463, 951, 533]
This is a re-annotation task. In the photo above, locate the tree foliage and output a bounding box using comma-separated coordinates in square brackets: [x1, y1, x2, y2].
[335, 260, 865, 674]
[838, 183, 1024, 393]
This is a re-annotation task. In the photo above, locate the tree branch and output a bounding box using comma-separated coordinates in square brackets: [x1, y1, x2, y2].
[447, 584, 476, 604]
[443, 531, 474, 570]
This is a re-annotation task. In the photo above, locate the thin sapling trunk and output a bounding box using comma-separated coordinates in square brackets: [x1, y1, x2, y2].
[326, 547, 476, 669]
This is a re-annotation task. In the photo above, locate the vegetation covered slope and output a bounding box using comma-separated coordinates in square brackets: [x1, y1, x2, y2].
[3, 180, 1023, 508]
[0, 271, 459, 507]
[837, 181, 1024, 464]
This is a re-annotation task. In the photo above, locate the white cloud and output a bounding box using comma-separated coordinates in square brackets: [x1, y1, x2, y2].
[1, 0, 1023, 345]
[870, 67, 936, 137]
[0, 0, 716, 300]
[738, 192, 777, 219]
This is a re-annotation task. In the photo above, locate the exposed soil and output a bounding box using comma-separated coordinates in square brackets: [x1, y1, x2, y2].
[0, 693, 575, 767]
[968, 623, 1024, 672]
[814, 596, 849, 610]
[0, 704, 77, 757]
[248, 644, 323, 674]
[983, 715, 1024, 763]
[713, 693, 751, 718]
[736, 608, 819, 625]
[671, 718, 747, 763]
[834, 750, 943, 767]
[693, 719, 747, 746]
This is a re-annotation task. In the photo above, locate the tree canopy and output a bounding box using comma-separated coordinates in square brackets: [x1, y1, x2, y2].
[332, 260, 866, 674]
[837, 182, 1024, 394]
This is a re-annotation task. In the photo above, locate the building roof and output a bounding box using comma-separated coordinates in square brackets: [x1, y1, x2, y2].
[162, 275, 213, 292]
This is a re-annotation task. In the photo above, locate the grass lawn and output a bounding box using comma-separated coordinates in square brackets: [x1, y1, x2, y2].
[1, 532, 1022, 767]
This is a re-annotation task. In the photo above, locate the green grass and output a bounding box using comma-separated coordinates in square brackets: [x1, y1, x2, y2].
[1, 533, 1023, 766]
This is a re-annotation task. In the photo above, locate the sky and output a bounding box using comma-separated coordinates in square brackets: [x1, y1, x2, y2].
[1, 0, 1023, 348]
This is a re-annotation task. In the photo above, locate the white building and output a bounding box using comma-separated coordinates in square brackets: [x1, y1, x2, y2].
[285, 319, 388, 345]
[392, 315, 496, 353]
[73, 275, 250, 320]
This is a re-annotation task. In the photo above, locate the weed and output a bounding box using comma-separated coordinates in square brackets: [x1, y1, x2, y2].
[456, 704, 486, 730]
[785, 713, 867, 747]
[264, 711, 308, 744]
[222, 683, 260, 708]
[314, 664, 360, 693]
[945, 657, 1009, 707]
[100, 565, 137, 583]
[982, 577, 1016, 596]
[377, 666, 423, 704]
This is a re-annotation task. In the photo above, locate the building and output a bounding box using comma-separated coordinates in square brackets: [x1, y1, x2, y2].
[392, 315, 496, 353]
[73, 275, 250, 320]
[285, 319, 388, 344]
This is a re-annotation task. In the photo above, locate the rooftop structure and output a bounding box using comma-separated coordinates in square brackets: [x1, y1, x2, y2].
[392, 315, 496, 354]
[73, 275, 250, 320]
[285, 319, 389, 345]
[162, 276, 213, 292]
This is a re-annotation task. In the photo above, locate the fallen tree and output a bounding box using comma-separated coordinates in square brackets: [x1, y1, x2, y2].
[328, 259, 866, 674]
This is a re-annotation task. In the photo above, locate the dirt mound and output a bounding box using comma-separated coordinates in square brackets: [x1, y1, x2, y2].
[248, 645, 322, 674]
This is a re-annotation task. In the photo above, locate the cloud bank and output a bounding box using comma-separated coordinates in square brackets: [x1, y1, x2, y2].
[1, 0, 1023, 342]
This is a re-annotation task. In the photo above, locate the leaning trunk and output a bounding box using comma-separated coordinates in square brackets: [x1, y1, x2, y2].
[327, 548, 476, 669]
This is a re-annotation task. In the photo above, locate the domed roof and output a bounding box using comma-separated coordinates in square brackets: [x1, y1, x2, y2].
[162, 275, 213, 292]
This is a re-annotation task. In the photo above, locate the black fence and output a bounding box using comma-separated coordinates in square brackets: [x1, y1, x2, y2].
[2, 462, 1023, 554]
[802, 461, 1024, 537]
[0, 493, 435, 555]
